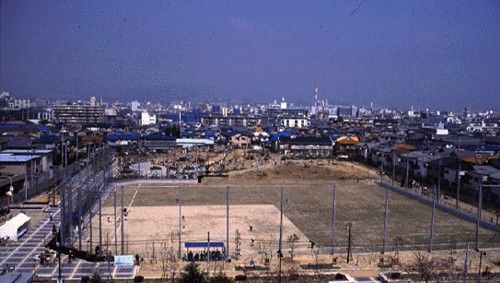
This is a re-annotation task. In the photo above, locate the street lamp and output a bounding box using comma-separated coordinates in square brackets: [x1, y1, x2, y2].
[346, 222, 352, 263]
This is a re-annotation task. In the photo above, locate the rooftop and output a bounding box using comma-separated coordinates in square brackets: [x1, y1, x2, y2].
[0, 154, 41, 163]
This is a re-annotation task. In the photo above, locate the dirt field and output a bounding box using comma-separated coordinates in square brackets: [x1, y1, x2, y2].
[95, 204, 308, 259]
[96, 178, 499, 256]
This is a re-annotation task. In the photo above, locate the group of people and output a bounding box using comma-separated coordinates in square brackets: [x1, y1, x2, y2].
[185, 249, 224, 262]
[36, 248, 56, 266]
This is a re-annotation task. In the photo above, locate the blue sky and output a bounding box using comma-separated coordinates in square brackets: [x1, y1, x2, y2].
[1, 1, 499, 110]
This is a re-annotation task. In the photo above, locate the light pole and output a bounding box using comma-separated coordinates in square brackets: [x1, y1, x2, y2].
[428, 185, 436, 253]
[57, 228, 62, 283]
[346, 222, 352, 263]
[478, 250, 486, 282]
[278, 188, 284, 283]
[332, 183, 337, 255]
[475, 183, 500, 250]
[226, 186, 230, 260]
[177, 186, 182, 259]
[455, 161, 463, 209]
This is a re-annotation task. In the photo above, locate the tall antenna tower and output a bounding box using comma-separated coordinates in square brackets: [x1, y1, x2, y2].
[314, 84, 319, 107]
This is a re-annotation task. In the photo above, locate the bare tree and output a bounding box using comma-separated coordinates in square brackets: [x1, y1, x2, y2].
[233, 229, 241, 259]
[287, 234, 299, 261]
[399, 252, 460, 283]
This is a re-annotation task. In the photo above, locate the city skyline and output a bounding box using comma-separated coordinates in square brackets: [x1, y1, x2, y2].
[1, 1, 499, 111]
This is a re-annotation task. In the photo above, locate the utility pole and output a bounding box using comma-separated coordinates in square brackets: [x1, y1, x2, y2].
[429, 186, 436, 253]
[207, 231, 211, 275]
[78, 184, 82, 251]
[405, 157, 409, 188]
[346, 222, 352, 263]
[89, 211, 93, 255]
[60, 186, 66, 247]
[99, 195, 103, 256]
[475, 183, 483, 250]
[392, 152, 396, 188]
[178, 186, 182, 259]
[226, 186, 230, 260]
[332, 184, 337, 255]
[456, 162, 461, 209]
[382, 180, 389, 254]
[121, 186, 125, 255]
[437, 158, 442, 204]
[114, 187, 117, 255]
[478, 250, 486, 283]
[464, 234, 469, 280]
[278, 188, 284, 283]
[379, 153, 384, 183]
[76, 133, 79, 164]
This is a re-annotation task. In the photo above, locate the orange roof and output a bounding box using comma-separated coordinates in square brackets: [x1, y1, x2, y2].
[396, 143, 416, 151]
[462, 155, 499, 164]
[336, 136, 360, 145]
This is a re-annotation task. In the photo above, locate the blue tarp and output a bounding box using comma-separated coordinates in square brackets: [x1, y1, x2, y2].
[185, 242, 225, 248]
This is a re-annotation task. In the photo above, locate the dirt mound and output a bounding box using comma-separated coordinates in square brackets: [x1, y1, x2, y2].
[229, 160, 377, 180]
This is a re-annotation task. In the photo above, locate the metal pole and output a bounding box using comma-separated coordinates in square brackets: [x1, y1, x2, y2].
[60, 186, 66, 247]
[347, 223, 352, 263]
[475, 183, 482, 250]
[226, 186, 229, 260]
[278, 188, 284, 283]
[332, 184, 337, 255]
[382, 183, 389, 254]
[78, 185, 82, 251]
[464, 234, 469, 280]
[64, 141, 68, 179]
[207, 231, 211, 275]
[379, 154, 384, 183]
[178, 186, 182, 259]
[405, 157, 409, 188]
[478, 250, 484, 283]
[437, 158, 442, 204]
[392, 152, 396, 188]
[114, 187, 117, 255]
[429, 187, 436, 253]
[99, 196, 102, 255]
[76, 133, 79, 164]
[121, 186, 125, 255]
[89, 211, 93, 255]
[58, 229, 62, 283]
[456, 162, 461, 209]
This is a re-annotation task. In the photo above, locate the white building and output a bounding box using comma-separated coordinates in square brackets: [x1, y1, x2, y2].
[281, 118, 309, 128]
[280, 97, 288, 109]
[141, 112, 157, 126]
[131, 100, 141, 112]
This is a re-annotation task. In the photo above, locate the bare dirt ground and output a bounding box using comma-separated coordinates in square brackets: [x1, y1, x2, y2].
[95, 204, 308, 259]
[93, 157, 499, 278]
[103, 179, 498, 250]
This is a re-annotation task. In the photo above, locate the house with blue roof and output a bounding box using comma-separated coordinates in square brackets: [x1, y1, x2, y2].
[142, 133, 176, 151]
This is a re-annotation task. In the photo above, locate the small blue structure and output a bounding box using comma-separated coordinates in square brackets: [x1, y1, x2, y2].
[185, 241, 224, 249]
[184, 241, 226, 262]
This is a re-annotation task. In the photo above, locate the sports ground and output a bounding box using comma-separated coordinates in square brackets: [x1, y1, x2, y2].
[91, 177, 499, 262]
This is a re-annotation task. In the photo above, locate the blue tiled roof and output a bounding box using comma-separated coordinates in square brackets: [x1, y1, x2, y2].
[0, 123, 49, 132]
[143, 133, 176, 141]
[33, 134, 59, 144]
[107, 132, 141, 142]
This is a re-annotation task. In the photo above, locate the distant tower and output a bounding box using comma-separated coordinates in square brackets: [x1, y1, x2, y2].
[314, 85, 319, 107]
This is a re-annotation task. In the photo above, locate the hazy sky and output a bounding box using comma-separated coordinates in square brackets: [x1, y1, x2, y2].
[1, 1, 499, 110]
